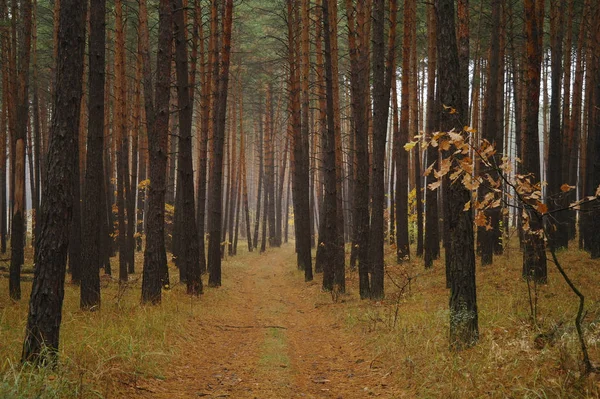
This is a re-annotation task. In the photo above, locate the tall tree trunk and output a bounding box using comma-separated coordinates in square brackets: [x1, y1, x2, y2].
[321, 0, 344, 292]
[80, 0, 106, 310]
[207, 0, 233, 287]
[397, 0, 413, 262]
[253, 114, 264, 250]
[240, 99, 252, 252]
[114, 0, 129, 284]
[196, 0, 209, 274]
[547, 0, 568, 249]
[411, 21, 424, 258]
[9, 0, 33, 301]
[0, 3, 8, 255]
[478, 0, 502, 266]
[568, 0, 588, 242]
[30, 0, 40, 253]
[436, 0, 478, 350]
[266, 87, 276, 249]
[585, 2, 600, 258]
[346, 0, 371, 297]
[370, 0, 397, 299]
[22, 0, 86, 362]
[522, 0, 548, 283]
[174, 0, 202, 294]
[288, 0, 312, 279]
[424, 0, 439, 267]
[141, 0, 173, 304]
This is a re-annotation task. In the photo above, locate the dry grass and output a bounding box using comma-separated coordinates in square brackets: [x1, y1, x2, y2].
[0, 250, 200, 398]
[338, 239, 600, 398]
[1, 238, 600, 398]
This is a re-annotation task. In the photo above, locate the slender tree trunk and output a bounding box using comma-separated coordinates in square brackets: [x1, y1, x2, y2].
[174, 0, 202, 294]
[370, 0, 397, 299]
[411, 21, 424, 258]
[288, 0, 312, 279]
[0, 6, 8, 255]
[253, 116, 264, 250]
[478, 0, 501, 266]
[80, 0, 106, 310]
[346, 0, 371, 297]
[9, 0, 33, 301]
[568, 0, 588, 242]
[585, 2, 600, 258]
[207, 0, 233, 287]
[522, 0, 548, 283]
[22, 0, 86, 362]
[436, 0, 478, 350]
[547, 0, 568, 249]
[397, 0, 413, 262]
[196, 0, 209, 274]
[114, 0, 128, 284]
[141, 0, 173, 304]
[321, 0, 344, 292]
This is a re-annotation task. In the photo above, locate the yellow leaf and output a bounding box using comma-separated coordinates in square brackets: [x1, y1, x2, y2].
[463, 201, 471, 211]
[404, 141, 417, 151]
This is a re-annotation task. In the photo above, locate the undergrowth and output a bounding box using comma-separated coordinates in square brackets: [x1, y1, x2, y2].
[336, 238, 600, 398]
[0, 251, 194, 398]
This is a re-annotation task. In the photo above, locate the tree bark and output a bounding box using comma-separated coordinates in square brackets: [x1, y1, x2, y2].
[522, 0, 548, 283]
[174, 0, 202, 294]
[141, 0, 173, 304]
[207, 0, 233, 287]
[80, 0, 106, 310]
[436, 0, 479, 350]
[22, 0, 86, 362]
[9, 0, 33, 301]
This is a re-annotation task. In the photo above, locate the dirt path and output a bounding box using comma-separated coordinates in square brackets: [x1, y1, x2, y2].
[128, 245, 399, 398]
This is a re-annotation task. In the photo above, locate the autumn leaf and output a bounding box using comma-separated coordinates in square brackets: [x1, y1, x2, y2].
[463, 201, 471, 211]
[459, 158, 473, 174]
[424, 162, 435, 176]
[434, 158, 451, 179]
[474, 212, 488, 227]
[442, 104, 457, 114]
[432, 131, 445, 141]
[450, 169, 462, 181]
[462, 174, 480, 191]
[536, 202, 548, 214]
[428, 180, 442, 190]
[560, 184, 575, 193]
[439, 140, 451, 151]
[448, 131, 463, 143]
[404, 141, 417, 151]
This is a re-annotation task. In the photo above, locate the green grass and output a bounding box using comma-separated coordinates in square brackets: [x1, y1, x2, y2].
[258, 327, 290, 369]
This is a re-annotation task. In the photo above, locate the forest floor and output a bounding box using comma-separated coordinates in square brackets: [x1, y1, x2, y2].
[116, 244, 401, 399]
[2, 240, 600, 398]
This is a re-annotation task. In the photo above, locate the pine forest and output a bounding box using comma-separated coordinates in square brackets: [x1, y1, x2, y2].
[1, 0, 600, 397]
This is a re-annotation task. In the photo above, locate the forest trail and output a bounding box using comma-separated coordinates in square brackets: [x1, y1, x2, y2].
[125, 245, 399, 398]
